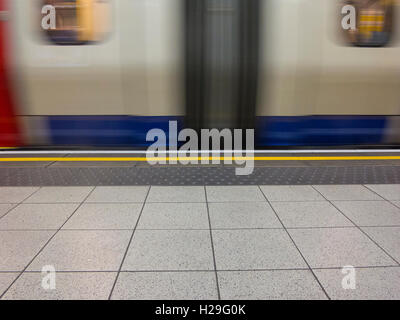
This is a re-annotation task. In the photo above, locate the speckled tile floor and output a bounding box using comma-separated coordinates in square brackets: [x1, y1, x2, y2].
[0, 185, 400, 300]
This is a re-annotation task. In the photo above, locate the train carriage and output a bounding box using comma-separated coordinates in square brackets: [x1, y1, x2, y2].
[0, 0, 399, 148]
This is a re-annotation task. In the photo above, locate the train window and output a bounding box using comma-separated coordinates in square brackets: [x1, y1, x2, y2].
[41, 0, 111, 45]
[342, 0, 394, 47]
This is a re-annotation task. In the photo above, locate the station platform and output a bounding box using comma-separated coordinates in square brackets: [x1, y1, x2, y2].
[1, 150, 400, 300]
[1, 150, 400, 185]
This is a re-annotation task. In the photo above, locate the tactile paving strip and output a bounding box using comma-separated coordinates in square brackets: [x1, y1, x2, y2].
[0, 166, 400, 186]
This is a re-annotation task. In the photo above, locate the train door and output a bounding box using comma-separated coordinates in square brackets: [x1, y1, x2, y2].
[119, 0, 183, 118]
[185, 0, 261, 132]
[0, 0, 20, 147]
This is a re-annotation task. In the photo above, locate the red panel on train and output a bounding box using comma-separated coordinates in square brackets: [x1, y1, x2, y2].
[0, 0, 20, 147]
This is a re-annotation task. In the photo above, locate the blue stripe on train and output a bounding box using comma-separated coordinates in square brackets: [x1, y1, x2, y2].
[47, 115, 388, 147]
[48, 116, 184, 147]
[256, 116, 388, 146]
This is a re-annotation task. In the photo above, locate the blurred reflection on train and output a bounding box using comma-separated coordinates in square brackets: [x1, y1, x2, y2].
[1, 0, 400, 148]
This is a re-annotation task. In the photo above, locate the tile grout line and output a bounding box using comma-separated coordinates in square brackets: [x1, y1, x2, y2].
[0, 186, 97, 299]
[258, 185, 331, 300]
[390, 200, 400, 210]
[311, 185, 400, 267]
[3, 199, 399, 205]
[5, 225, 400, 232]
[0, 187, 43, 222]
[204, 186, 221, 300]
[362, 184, 392, 202]
[1, 265, 400, 274]
[359, 184, 400, 217]
[363, 185, 400, 209]
[310, 186, 359, 229]
[0, 204, 19, 221]
[21, 187, 43, 203]
[107, 186, 151, 300]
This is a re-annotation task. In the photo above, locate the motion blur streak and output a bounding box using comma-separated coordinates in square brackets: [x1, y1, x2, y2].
[0, 0, 20, 147]
[1, 0, 400, 149]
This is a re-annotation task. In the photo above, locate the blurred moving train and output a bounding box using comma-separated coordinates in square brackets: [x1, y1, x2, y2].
[1, 0, 400, 148]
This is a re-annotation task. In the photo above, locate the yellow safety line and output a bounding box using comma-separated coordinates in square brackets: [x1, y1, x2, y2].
[1, 156, 400, 162]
